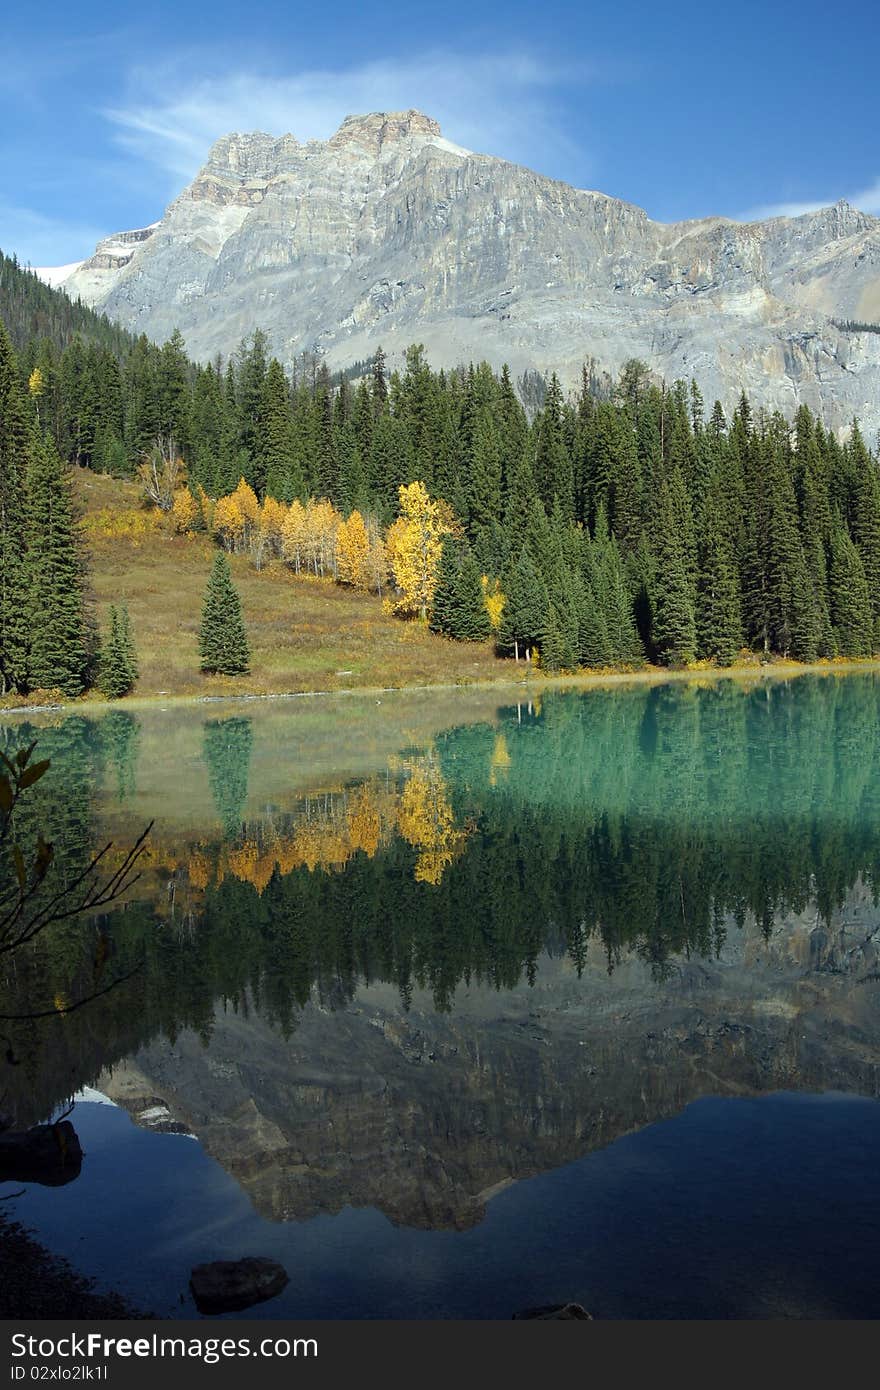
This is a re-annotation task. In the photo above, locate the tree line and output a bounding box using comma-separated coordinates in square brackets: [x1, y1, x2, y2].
[4, 243, 880, 688]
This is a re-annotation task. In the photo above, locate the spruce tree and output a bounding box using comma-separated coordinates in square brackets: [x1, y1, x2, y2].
[828, 526, 872, 657]
[99, 606, 136, 698]
[430, 540, 491, 641]
[539, 602, 567, 671]
[695, 481, 742, 665]
[0, 322, 31, 695]
[429, 536, 462, 637]
[498, 549, 546, 660]
[24, 431, 91, 695]
[650, 482, 696, 665]
[119, 604, 139, 683]
[455, 551, 492, 641]
[199, 553, 251, 675]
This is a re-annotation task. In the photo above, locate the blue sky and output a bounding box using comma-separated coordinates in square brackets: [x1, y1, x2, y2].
[2, 0, 879, 266]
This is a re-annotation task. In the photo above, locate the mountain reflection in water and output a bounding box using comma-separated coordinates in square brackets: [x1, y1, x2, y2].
[2, 675, 880, 1316]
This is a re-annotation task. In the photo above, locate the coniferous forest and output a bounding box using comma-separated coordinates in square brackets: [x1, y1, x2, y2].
[2, 250, 880, 697]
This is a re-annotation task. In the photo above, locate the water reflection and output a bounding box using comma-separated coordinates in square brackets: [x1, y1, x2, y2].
[2, 675, 880, 1234]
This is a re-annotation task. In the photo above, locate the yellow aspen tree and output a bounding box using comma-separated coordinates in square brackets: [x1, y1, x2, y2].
[212, 494, 245, 551]
[281, 499, 307, 573]
[386, 481, 456, 619]
[303, 499, 342, 578]
[260, 497, 288, 559]
[230, 477, 260, 550]
[171, 487, 200, 533]
[364, 517, 388, 597]
[337, 510, 371, 587]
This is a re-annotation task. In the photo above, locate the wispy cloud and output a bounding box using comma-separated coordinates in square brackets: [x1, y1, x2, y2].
[738, 175, 880, 221]
[102, 49, 598, 184]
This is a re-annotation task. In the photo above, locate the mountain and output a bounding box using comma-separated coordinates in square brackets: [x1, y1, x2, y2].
[55, 108, 880, 430]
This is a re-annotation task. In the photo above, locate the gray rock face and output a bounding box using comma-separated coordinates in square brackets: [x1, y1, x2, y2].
[61, 108, 880, 433]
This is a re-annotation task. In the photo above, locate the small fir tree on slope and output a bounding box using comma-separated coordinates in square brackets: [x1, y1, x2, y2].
[199, 553, 251, 675]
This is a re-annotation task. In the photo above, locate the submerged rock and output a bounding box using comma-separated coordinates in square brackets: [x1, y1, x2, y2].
[189, 1257, 289, 1315]
[0, 1122, 82, 1187]
[512, 1303, 592, 1320]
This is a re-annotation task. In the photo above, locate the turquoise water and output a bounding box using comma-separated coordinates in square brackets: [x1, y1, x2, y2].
[2, 674, 880, 1317]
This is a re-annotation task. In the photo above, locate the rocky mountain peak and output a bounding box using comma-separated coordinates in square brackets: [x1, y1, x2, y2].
[205, 131, 300, 178]
[328, 109, 443, 154]
[54, 118, 880, 439]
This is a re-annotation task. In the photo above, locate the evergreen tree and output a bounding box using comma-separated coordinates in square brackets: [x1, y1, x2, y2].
[430, 539, 492, 641]
[695, 480, 742, 665]
[119, 604, 139, 683]
[650, 482, 696, 665]
[98, 605, 136, 698]
[828, 526, 872, 657]
[455, 551, 492, 641]
[0, 322, 30, 694]
[429, 536, 462, 637]
[198, 553, 251, 675]
[24, 432, 91, 695]
[497, 549, 547, 660]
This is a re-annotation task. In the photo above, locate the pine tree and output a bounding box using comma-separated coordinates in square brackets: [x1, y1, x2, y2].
[539, 602, 567, 671]
[576, 579, 613, 667]
[650, 482, 696, 665]
[0, 322, 30, 695]
[828, 526, 872, 657]
[455, 552, 492, 641]
[497, 548, 547, 660]
[98, 605, 136, 698]
[199, 553, 251, 675]
[429, 536, 461, 637]
[120, 604, 139, 683]
[24, 431, 91, 695]
[695, 480, 742, 665]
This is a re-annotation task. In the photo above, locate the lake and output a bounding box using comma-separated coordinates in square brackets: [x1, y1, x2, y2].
[2, 673, 880, 1319]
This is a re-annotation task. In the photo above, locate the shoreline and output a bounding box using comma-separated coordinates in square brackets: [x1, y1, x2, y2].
[2, 657, 879, 718]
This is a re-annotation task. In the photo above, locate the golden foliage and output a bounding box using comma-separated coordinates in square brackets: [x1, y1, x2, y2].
[396, 753, 468, 885]
[337, 510, 371, 587]
[28, 367, 45, 398]
[82, 506, 161, 544]
[212, 494, 245, 550]
[260, 497, 288, 555]
[171, 488, 200, 534]
[386, 482, 456, 620]
[482, 575, 505, 631]
[280, 497, 342, 577]
[231, 477, 260, 529]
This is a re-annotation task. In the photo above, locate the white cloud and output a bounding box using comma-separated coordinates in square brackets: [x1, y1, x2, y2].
[738, 175, 880, 222]
[102, 49, 594, 184]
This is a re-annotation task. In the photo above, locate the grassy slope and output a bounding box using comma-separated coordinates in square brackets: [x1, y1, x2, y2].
[76, 470, 514, 699]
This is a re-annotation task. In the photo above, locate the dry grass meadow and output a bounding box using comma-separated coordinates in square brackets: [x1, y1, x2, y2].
[74, 469, 513, 700]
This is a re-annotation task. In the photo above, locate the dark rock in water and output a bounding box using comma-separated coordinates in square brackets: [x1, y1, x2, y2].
[512, 1303, 592, 1320]
[190, 1258, 289, 1315]
[0, 1122, 82, 1187]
